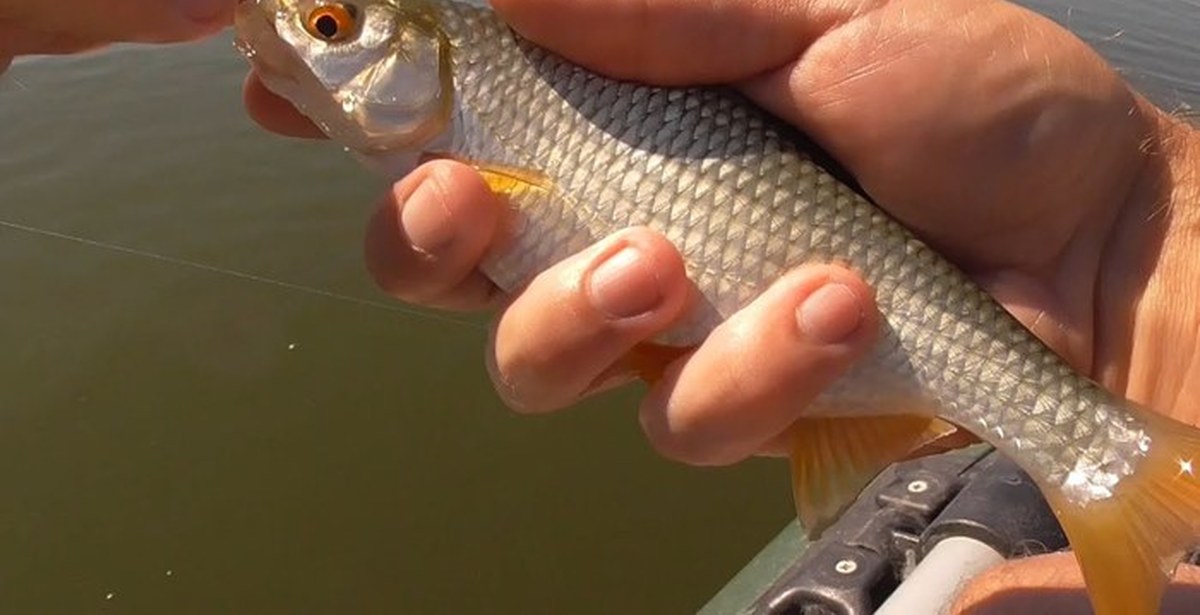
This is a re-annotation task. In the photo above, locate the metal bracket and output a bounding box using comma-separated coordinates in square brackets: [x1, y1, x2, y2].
[749, 447, 1067, 615]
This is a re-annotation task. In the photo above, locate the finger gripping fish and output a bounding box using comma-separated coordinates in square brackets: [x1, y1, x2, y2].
[234, 2, 1200, 612]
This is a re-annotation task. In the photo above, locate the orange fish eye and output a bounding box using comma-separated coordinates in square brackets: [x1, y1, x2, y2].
[305, 3, 358, 43]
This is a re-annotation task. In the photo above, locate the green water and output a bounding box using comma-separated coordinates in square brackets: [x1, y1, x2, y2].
[0, 38, 790, 613]
[2, 4, 1198, 613]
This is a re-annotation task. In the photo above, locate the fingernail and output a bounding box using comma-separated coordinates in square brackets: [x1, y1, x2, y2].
[587, 246, 664, 319]
[400, 179, 455, 254]
[175, 0, 227, 23]
[797, 283, 864, 344]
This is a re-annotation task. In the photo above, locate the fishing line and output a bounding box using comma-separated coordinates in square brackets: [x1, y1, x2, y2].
[0, 218, 485, 331]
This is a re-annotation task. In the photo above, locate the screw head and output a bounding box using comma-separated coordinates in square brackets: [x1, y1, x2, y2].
[907, 479, 929, 494]
[834, 559, 858, 574]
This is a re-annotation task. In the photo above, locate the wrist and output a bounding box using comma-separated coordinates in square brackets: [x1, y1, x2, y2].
[1165, 118, 1200, 224]
[1102, 105, 1200, 419]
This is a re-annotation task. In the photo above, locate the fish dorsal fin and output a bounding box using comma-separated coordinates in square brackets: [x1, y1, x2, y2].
[788, 416, 964, 538]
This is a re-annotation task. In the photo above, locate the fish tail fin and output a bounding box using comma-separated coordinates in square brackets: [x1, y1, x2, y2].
[1047, 410, 1200, 615]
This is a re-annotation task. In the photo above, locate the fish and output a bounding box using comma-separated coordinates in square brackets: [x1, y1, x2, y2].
[234, 1, 1200, 612]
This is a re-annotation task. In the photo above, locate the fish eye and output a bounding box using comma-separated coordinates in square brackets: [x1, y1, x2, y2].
[305, 3, 359, 43]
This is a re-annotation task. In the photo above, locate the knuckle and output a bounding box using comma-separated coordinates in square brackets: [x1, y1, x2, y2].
[363, 255, 406, 297]
[490, 372, 560, 415]
[485, 335, 564, 415]
[363, 248, 422, 302]
[362, 196, 448, 303]
[488, 359, 541, 414]
[494, 383, 546, 415]
[638, 403, 719, 466]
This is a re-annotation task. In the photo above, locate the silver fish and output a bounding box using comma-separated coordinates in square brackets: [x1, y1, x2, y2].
[235, 2, 1200, 612]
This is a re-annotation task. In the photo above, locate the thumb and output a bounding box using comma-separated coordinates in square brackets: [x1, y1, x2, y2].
[0, 0, 233, 50]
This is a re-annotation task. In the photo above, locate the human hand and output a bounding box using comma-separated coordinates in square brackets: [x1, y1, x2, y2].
[950, 552, 1200, 613]
[244, 0, 1200, 608]
[245, 0, 1200, 460]
[0, 0, 235, 71]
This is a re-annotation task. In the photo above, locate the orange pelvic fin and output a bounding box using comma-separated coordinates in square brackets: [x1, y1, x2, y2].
[471, 164, 557, 200]
[421, 151, 557, 200]
[1044, 410, 1200, 615]
[788, 416, 961, 538]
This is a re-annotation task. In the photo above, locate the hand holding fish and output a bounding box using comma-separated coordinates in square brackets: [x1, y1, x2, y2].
[245, 0, 1200, 458]
[0, 0, 235, 71]
[238, 0, 1200, 612]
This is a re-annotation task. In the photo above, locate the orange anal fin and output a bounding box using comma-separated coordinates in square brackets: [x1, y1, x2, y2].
[1044, 410, 1200, 615]
[902, 422, 981, 460]
[623, 343, 979, 540]
[618, 342, 694, 384]
[788, 415, 959, 539]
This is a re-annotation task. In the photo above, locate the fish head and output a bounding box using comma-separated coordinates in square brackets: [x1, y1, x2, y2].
[235, 0, 453, 170]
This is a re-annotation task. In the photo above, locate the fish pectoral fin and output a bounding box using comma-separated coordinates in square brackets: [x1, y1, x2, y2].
[788, 416, 962, 539]
[421, 152, 557, 201]
[1046, 408, 1200, 615]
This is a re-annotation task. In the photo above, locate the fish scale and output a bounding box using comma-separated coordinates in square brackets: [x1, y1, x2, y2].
[235, 1, 1200, 612]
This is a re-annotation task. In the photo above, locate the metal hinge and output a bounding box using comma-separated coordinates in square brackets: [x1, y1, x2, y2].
[751, 446, 1067, 615]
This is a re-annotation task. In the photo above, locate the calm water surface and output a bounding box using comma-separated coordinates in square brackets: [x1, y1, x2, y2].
[0, 2, 1197, 613]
